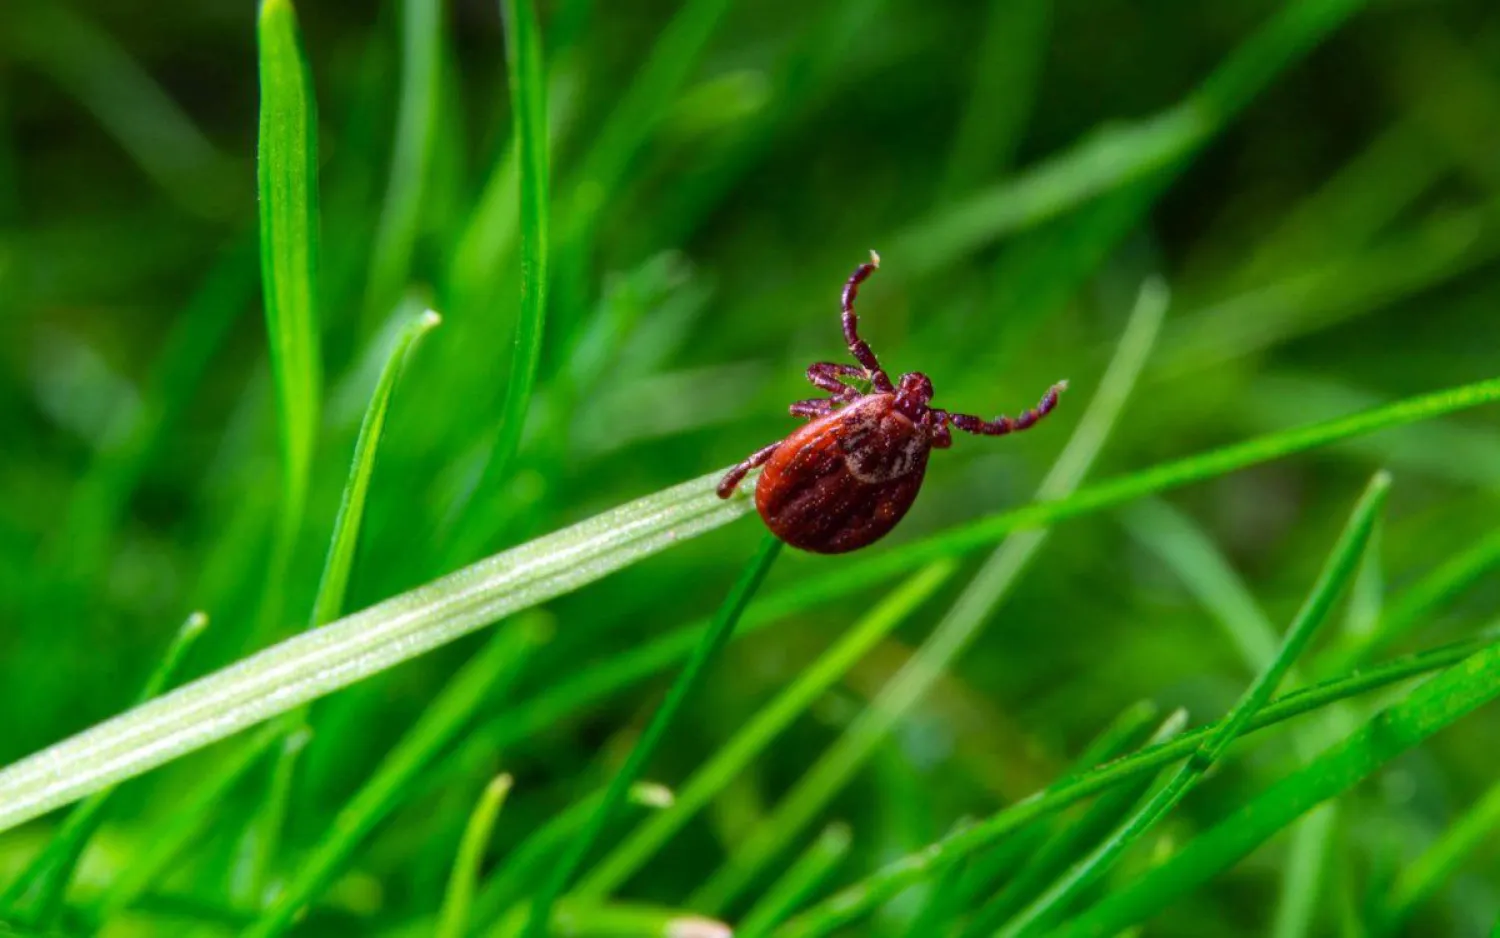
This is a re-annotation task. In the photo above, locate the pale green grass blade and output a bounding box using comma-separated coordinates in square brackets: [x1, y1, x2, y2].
[0, 470, 749, 835]
[1270, 803, 1339, 938]
[312, 308, 441, 626]
[257, 0, 323, 630]
[361, 0, 443, 331]
[436, 774, 514, 938]
[1375, 777, 1500, 934]
[576, 560, 956, 898]
[692, 277, 1167, 913]
[996, 472, 1388, 938]
[522, 536, 783, 937]
[0, 612, 209, 922]
[890, 0, 1368, 274]
[242, 621, 543, 938]
[767, 632, 1498, 938]
[1051, 637, 1500, 938]
[939, 0, 1051, 197]
[737, 824, 852, 938]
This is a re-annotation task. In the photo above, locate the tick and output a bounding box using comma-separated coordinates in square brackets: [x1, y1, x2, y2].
[716, 251, 1067, 554]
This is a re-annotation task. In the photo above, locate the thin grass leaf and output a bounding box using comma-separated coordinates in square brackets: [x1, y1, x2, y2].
[1052, 637, 1500, 937]
[890, 0, 1368, 274]
[313, 308, 441, 626]
[693, 276, 1167, 913]
[737, 824, 852, 938]
[1270, 803, 1339, 938]
[90, 724, 284, 919]
[231, 723, 310, 907]
[475, 0, 549, 504]
[576, 559, 957, 898]
[470, 782, 674, 927]
[361, 0, 443, 331]
[767, 631, 1499, 938]
[242, 621, 543, 938]
[494, 900, 733, 938]
[0, 469, 748, 836]
[1375, 776, 1500, 934]
[436, 773, 514, 938]
[522, 536, 783, 938]
[0, 612, 209, 922]
[963, 710, 1189, 938]
[998, 472, 1389, 938]
[938, 0, 1051, 198]
[257, 0, 323, 637]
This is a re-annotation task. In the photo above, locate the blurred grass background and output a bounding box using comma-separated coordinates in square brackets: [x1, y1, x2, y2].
[3, 0, 1500, 934]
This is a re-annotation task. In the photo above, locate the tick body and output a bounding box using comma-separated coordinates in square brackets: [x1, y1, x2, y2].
[717, 252, 1067, 554]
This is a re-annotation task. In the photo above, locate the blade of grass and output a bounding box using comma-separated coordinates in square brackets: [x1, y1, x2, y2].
[890, 0, 1369, 274]
[242, 620, 544, 938]
[361, 0, 443, 332]
[1052, 638, 1500, 937]
[1270, 803, 1339, 938]
[313, 308, 442, 626]
[0, 468, 749, 836]
[90, 724, 285, 919]
[960, 710, 1189, 938]
[481, 0, 549, 495]
[996, 472, 1390, 938]
[470, 782, 675, 927]
[436, 773, 514, 938]
[938, 0, 1051, 198]
[693, 276, 1168, 913]
[736, 824, 852, 938]
[575, 559, 957, 898]
[1375, 776, 1500, 934]
[0, 612, 210, 922]
[256, 0, 323, 642]
[767, 632, 1499, 938]
[522, 536, 784, 938]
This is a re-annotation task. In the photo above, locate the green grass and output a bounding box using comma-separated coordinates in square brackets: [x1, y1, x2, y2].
[5, 0, 1500, 935]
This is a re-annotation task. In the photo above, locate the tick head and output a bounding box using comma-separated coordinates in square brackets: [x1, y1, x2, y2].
[895, 371, 934, 414]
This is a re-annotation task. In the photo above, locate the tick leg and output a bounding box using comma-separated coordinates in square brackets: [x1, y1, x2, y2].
[841, 252, 896, 393]
[790, 398, 837, 419]
[946, 380, 1068, 437]
[806, 362, 864, 400]
[717, 441, 782, 498]
[929, 414, 953, 449]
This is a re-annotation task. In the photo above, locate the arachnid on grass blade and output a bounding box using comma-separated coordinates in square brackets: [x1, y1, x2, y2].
[718, 252, 1067, 554]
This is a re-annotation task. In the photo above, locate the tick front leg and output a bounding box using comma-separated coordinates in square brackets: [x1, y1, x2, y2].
[717, 441, 782, 498]
[947, 380, 1068, 437]
[806, 362, 864, 400]
[841, 252, 896, 393]
[790, 398, 837, 419]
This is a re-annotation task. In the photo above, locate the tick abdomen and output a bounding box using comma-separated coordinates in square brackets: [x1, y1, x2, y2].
[755, 395, 930, 554]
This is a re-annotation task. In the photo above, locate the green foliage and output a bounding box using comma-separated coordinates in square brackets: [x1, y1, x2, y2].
[4, 0, 1500, 935]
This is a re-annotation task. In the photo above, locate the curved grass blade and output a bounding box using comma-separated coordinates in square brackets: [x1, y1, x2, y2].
[436, 773, 514, 938]
[361, 0, 444, 331]
[312, 308, 442, 626]
[257, 0, 323, 638]
[1051, 637, 1500, 938]
[522, 536, 783, 938]
[693, 276, 1168, 913]
[1375, 776, 1500, 935]
[767, 632, 1499, 938]
[0, 613, 209, 922]
[996, 472, 1390, 938]
[242, 621, 544, 938]
[0, 469, 750, 836]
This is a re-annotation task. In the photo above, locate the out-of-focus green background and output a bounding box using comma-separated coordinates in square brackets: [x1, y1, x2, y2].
[4, 0, 1500, 934]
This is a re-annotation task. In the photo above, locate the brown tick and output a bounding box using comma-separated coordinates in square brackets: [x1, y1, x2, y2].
[716, 252, 1067, 554]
